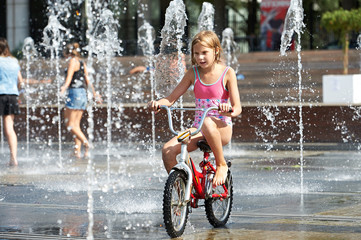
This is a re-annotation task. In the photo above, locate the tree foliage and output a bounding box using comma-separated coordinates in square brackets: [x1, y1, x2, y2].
[321, 8, 361, 45]
[321, 8, 361, 74]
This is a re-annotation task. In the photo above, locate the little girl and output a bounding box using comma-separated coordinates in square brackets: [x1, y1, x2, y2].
[148, 30, 242, 187]
[60, 43, 102, 158]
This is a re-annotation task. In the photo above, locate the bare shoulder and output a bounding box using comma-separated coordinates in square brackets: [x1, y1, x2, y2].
[69, 57, 78, 64]
[68, 57, 78, 67]
[226, 66, 236, 76]
[225, 66, 237, 84]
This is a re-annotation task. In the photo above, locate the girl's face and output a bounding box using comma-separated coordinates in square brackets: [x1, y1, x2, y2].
[193, 43, 216, 69]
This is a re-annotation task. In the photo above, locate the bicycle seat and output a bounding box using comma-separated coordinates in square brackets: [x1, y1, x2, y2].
[197, 140, 212, 153]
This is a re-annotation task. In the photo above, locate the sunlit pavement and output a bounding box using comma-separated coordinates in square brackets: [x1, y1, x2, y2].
[1, 142, 361, 239]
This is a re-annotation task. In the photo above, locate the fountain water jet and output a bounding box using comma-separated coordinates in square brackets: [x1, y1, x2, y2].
[197, 2, 214, 31]
[22, 37, 37, 157]
[155, 0, 187, 99]
[136, 20, 165, 180]
[89, 8, 122, 181]
[154, 0, 187, 128]
[138, 21, 156, 152]
[42, 5, 72, 166]
[84, 0, 97, 149]
[280, 0, 305, 194]
[84, 2, 96, 239]
[221, 28, 241, 75]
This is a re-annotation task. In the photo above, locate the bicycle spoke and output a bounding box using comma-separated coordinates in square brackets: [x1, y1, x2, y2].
[213, 200, 226, 214]
[168, 175, 187, 232]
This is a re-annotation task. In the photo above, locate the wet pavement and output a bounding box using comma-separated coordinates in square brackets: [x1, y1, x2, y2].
[1, 142, 361, 239]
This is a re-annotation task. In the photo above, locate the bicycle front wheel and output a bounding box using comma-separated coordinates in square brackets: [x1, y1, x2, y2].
[163, 170, 189, 238]
[205, 170, 233, 227]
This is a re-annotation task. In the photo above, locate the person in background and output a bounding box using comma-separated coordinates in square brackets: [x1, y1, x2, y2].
[0, 38, 24, 166]
[60, 42, 102, 159]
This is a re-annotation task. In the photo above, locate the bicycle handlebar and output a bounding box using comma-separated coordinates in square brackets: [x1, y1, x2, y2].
[160, 105, 231, 136]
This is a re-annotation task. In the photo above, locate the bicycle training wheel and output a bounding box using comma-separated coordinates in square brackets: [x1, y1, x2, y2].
[163, 170, 189, 238]
[205, 170, 233, 227]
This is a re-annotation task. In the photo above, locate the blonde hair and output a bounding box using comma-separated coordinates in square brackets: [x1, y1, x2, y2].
[191, 30, 222, 65]
[0, 38, 12, 57]
[64, 42, 81, 57]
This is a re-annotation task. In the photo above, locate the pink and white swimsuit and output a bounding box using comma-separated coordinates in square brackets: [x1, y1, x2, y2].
[192, 66, 232, 128]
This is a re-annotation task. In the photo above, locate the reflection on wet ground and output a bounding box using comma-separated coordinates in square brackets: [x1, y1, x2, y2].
[1, 143, 361, 239]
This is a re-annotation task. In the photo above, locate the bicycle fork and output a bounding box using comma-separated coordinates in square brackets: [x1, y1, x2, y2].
[170, 143, 193, 203]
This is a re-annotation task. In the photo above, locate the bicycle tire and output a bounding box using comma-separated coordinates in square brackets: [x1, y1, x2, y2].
[204, 170, 233, 227]
[163, 170, 189, 238]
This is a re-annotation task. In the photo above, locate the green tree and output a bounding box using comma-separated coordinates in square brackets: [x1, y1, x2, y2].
[321, 8, 361, 74]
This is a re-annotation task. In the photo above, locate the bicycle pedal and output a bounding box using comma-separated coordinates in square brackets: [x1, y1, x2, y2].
[188, 206, 193, 213]
[227, 160, 232, 168]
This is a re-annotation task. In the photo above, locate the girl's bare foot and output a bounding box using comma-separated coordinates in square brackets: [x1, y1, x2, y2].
[74, 145, 81, 159]
[84, 146, 89, 158]
[83, 140, 90, 158]
[9, 160, 18, 167]
[73, 151, 81, 159]
[213, 163, 228, 187]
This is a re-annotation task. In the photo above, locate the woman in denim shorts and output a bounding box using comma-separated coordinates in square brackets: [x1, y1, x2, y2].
[60, 43, 102, 158]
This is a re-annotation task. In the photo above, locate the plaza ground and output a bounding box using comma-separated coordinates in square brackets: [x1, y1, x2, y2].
[0, 142, 360, 239]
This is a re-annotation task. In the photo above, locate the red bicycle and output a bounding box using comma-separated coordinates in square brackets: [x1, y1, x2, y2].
[160, 105, 233, 238]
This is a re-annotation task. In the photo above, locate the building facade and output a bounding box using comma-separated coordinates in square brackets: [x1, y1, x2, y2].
[1, 0, 250, 55]
[1, 0, 30, 50]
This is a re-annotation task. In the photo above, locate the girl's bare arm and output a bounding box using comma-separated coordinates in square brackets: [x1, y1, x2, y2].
[17, 71, 24, 89]
[150, 69, 194, 110]
[83, 63, 102, 103]
[224, 67, 242, 117]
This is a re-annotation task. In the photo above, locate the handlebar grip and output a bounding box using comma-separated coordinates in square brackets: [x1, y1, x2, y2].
[218, 107, 233, 113]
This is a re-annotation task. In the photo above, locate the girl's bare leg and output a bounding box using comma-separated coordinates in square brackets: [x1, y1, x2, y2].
[162, 128, 203, 173]
[162, 118, 231, 186]
[3, 115, 18, 166]
[64, 108, 88, 158]
[201, 117, 232, 187]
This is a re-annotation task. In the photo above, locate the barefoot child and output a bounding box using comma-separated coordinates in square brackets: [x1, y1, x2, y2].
[148, 30, 242, 187]
[60, 43, 102, 158]
[0, 38, 24, 166]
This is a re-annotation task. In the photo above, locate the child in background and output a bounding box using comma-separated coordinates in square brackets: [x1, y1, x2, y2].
[60, 43, 102, 158]
[0, 38, 24, 166]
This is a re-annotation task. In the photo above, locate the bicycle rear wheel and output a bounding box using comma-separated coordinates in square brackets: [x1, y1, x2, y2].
[205, 170, 233, 227]
[163, 170, 189, 238]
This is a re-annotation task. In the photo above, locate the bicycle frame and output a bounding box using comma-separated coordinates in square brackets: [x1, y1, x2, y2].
[161, 105, 221, 203]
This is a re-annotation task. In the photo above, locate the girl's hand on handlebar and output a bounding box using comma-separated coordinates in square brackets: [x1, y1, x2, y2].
[147, 100, 161, 113]
[218, 103, 233, 116]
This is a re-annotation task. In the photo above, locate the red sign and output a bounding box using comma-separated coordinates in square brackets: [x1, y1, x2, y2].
[260, 0, 290, 51]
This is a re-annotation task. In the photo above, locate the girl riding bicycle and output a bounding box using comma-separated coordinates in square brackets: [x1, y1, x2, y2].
[148, 30, 242, 187]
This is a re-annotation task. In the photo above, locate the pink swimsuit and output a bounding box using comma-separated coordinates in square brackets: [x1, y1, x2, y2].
[192, 66, 232, 128]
